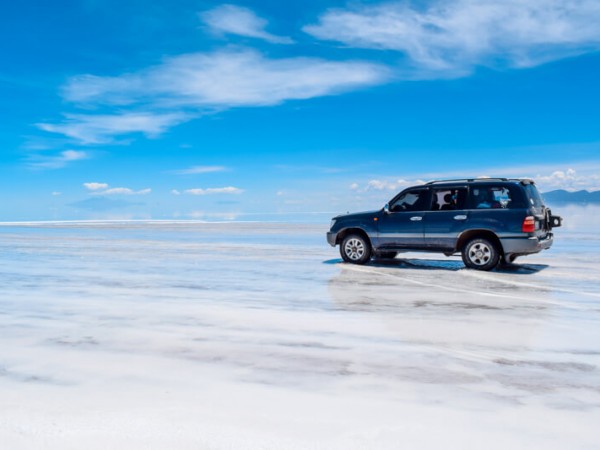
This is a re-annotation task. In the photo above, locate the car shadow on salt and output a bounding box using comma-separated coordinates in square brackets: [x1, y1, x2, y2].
[494, 263, 548, 274]
[371, 258, 464, 271]
[323, 258, 548, 274]
[322, 258, 343, 265]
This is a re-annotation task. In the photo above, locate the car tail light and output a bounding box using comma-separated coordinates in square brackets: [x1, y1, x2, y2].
[522, 216, 535, 233]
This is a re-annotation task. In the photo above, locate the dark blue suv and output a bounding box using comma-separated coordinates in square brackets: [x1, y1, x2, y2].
[326, 178, 562, 271]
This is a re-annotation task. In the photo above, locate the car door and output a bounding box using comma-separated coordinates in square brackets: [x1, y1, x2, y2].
[377, 188, 429, 249]
[424, 186, 470, 250]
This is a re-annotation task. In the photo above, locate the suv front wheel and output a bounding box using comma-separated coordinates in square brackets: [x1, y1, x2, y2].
[340, 234, 372, 264]
[462, 238, 500, 271]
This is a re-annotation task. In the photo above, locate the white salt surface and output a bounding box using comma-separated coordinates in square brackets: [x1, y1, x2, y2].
[1, 215, 599, 449]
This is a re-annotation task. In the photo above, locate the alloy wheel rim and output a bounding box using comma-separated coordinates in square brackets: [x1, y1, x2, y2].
[468, 243, 491, 265]
[344, 238, 365, 260]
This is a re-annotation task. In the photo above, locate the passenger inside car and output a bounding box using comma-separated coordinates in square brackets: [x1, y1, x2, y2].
[475, 188, 502, 209]
[441, 192, 456, 210]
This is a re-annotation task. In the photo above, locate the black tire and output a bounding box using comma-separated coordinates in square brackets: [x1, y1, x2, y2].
[375, 251, 397, 260]
[462, 238, 500, 271]
[340, 234, 372, 264]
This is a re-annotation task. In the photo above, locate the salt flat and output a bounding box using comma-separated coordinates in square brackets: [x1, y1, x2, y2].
[1, 213, 599, 449]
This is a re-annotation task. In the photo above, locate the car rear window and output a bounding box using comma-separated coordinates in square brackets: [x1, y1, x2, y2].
[523, 184, 544, 208]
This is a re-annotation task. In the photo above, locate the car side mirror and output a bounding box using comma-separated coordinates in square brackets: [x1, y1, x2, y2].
[384, 203, 390, 214]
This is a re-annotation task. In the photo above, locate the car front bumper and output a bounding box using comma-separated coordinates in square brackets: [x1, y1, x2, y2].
[326, 232, 337, 247]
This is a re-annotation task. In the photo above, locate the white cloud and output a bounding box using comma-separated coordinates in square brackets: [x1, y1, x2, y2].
[27, 150, 89, 169]
[184, 187, 244, 195]
[359, 178, 427, 192]
[535, 168, 600, 191]
[172, 165, 227, 175]
[350, 166, 600, 195]
[51, 192, 61, 196]
[37, 112, 188, 145]
[171, 189, 181, 195]
[201, 4, 293, 44]
[84, 182, 109, 191]
[305, 0, 600, 75]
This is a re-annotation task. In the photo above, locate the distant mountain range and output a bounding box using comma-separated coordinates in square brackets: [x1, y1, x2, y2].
[542, 189, 600, 205]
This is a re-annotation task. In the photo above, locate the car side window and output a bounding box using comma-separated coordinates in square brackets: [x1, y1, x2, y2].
[431, 188, 468, 211]
[390, 189, 428, 212]
[471, 186, 512, 209]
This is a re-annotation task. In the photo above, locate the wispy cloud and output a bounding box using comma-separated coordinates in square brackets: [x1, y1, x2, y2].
[38, 112, 188, 145]
[27, 150, 89, 169]
[274, 164, 346, 174]
[184, 187, 244, 195]
[305, 0, 600, 75]
[83, 182, 109, 191]
[84, 182, 151, 195]
[171, 165, 227, 175]
[38, 49, 388, 145]
[99, 187, 152, 195]
[62, 50, 388, 109]
[38, 49, 387, 145]
[201, 4, 293, 44]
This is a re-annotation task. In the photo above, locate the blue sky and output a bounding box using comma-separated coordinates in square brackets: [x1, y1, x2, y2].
[1, 0, 599, 221]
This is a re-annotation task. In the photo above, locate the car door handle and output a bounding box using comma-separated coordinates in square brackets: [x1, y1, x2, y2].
[410, 216, 423, 221]
[454, 215, 467, 220]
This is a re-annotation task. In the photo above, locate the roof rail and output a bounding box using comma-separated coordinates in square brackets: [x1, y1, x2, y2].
[425, 178, 509, 185]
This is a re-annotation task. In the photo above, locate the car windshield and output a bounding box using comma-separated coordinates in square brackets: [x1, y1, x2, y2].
[390, 190, 427, 212]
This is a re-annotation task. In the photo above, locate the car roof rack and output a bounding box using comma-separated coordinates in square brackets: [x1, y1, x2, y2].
[425, 178, 509, 185]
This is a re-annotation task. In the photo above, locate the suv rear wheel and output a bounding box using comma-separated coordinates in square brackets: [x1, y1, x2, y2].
[462, 238, 500, 271]
[340, 234, 371, 264]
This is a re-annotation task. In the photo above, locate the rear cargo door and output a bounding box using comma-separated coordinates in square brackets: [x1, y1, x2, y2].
[467, 184, 523, 237]
[523, 183, 552, 238]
